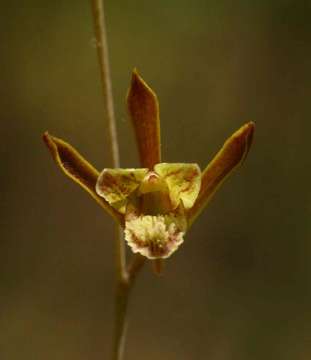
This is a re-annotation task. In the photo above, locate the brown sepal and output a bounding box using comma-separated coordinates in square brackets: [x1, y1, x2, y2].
[127, 69, 161, 169]
[188, 122, 255, 225]
[43, 132, 123, 224]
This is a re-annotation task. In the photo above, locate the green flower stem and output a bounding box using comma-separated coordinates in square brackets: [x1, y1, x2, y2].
[90, 1, 145, 359]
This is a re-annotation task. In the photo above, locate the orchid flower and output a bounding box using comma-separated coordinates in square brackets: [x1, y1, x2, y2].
[43, 70, 254, 262]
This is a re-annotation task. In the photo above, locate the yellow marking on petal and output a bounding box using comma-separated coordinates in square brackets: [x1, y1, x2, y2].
[154, 163, 201, 209]
[96, 168, 148, 213]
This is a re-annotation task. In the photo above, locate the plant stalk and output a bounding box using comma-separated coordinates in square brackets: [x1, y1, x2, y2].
[90, 0, 126, 279]
[112, 255, 146, 359]
[90, 1, 145, 359]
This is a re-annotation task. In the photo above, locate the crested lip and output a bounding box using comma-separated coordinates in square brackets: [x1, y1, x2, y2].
[124, 214, 185, 259]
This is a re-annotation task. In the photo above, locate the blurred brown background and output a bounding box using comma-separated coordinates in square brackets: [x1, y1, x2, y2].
[1, 0, 311, 359]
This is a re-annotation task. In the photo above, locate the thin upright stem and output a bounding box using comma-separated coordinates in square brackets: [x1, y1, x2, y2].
[90, 0, 126, 279]
[111, 256, 146, 359]
[113, 279, 130, 360]
[91, 0, 120, 168]
[127, 254, 146, 283]
[90, 2, 145, 360]
[112, 255, 146, 359]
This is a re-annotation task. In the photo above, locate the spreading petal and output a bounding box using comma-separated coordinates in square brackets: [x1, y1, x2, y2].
[43, 132, 122, 223]
[154, 163, 201, 210]
[188, 122, 255, 226]
[96, 168, 148, 213]
[127, 70, 161, 169]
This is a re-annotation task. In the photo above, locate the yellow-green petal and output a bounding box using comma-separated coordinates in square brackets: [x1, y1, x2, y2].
[96, 168, 148, 213]
[154, 163, 201, 210]
[188, 122, 255, 226]
[42, 132, 123, 223]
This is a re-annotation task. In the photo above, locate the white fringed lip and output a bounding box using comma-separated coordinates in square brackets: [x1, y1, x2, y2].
[124, 214, 185, 259]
